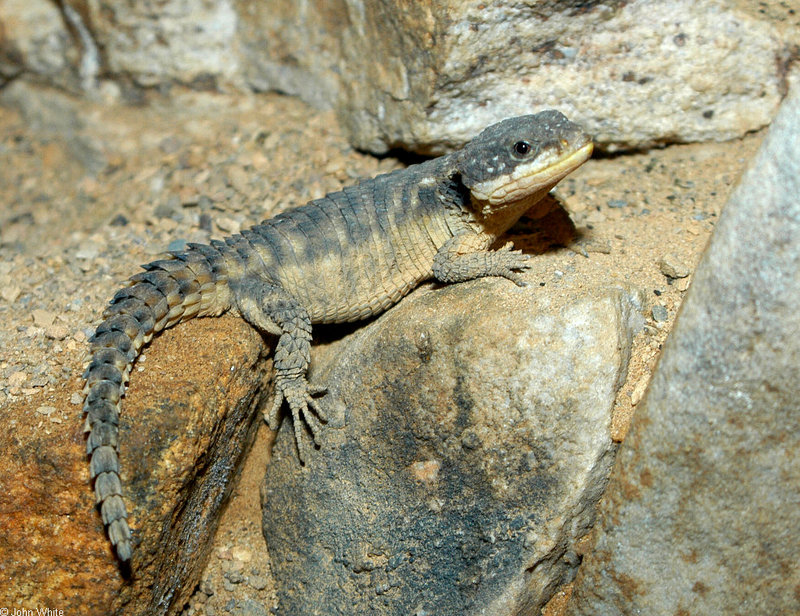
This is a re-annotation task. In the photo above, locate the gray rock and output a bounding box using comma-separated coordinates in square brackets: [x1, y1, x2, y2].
[0, 81, 107, 173]
[87, 0, 240, 89]
[566, 84, 800, 614]
[237, 0, 789, 153]
[262, 278, 643, 615]
[3, 1, 791, 154]
[651, 304, 668, 322]
[0, 0, 77, 89]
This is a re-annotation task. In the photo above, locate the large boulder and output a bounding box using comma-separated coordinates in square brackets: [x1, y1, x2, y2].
[565, 84, 800, 615]
[262, 276, 643, 614]
[239, 0, 790, 153]
[1, 0, 794, 152]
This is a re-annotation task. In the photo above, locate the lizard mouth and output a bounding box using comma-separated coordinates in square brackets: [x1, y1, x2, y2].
[471, 141, 594, 207]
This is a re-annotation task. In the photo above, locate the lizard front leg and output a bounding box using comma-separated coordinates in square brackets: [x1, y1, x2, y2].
[234, 282, 327, 463]
[432, 233, 532, 286]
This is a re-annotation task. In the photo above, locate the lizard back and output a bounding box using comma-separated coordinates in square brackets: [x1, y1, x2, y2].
[234, 159, 461, 324]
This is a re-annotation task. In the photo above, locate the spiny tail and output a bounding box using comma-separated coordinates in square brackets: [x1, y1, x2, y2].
[83, 243, 231, 563]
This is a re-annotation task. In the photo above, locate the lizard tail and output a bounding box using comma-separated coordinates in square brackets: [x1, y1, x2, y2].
[83, 243, 231, 563]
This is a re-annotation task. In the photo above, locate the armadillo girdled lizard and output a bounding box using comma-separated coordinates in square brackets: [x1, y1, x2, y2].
[83, 110, 593, 564]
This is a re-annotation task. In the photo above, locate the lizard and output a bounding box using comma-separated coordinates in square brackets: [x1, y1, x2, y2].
[83, 110, 593, 565]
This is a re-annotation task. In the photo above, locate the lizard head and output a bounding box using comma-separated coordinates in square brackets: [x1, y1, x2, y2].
[457, 110, 593, 220]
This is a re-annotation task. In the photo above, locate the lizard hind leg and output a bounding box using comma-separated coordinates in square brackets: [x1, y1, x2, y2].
[234, 282, 329, 463]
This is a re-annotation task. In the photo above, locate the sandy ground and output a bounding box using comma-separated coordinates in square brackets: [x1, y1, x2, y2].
[0, 87, 762, 614]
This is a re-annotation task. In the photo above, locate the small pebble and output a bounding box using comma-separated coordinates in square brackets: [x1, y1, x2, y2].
[45, 323, 69, 340]
[75, 243, 100, 260]
[224, 569, 245, 584]
[585, 210, 607, 224]
[630, 375, 650, 406]
[652, 305, 668, 322]
[8, 371, 27, 387]
[247, 574, 268, 591]
[236, 598, 269, 616]
[32, 309, 56, 327]
[231, 546, 253, 563]
[200, 577, 216, 596]
[216, 217, 241, 234]
[658, 253, 690, 279]
[1, 285, 21, 303]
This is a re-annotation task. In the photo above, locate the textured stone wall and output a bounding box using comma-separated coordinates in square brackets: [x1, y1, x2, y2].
[1, 0, 797, 153]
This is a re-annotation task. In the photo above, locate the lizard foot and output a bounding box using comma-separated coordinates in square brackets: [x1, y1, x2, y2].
[493, 242, 532, 286]
[266, 376, 328, 464]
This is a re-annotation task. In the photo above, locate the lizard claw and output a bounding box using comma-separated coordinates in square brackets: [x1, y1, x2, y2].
[266, 377, 328, 463]
[493, 244, 532, 286]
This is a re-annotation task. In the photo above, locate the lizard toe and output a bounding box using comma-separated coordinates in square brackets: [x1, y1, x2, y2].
[265, 392, 284, 431]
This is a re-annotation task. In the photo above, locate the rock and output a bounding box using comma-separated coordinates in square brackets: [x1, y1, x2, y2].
[0, 0, 78, 90]
[0, 317, 269, 615]
[651, 304, 668, 322]
[238, 0, 789, 153]
[31, 308, 55, 327]
[77, 0, 240, 90]
[565, 85, 800, 614]
[658, 253, 690, 279]
[44, 322, 69, 340]
[0, 81, 107, 173]
[1, 284, 21, 303]
[4, 1, 790, 155]
[262, 277, 643, 615]
[675, 276, 691, 292]
[7, 370, 27, 388]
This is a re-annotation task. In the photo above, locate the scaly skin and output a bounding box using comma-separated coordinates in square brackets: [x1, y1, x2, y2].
[83, 110, 593, 565]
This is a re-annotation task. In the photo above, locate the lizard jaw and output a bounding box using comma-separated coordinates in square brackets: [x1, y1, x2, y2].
[470, 141, 594, 208]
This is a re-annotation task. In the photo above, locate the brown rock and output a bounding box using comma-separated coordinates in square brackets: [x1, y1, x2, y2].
[0, 317, 269, 615]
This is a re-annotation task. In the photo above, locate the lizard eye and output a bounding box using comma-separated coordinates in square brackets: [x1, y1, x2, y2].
[512, 141, 531, 157]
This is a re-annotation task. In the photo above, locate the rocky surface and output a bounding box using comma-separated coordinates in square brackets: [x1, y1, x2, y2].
[0, 316, 267, 615]
[1, 0, 796, 152]
[262, 277, 642, 614]
[565, 85, 800, 615]
[0, 81, 766, 614]
[251, 0, 795, 154]
[0, 0, 79, 89]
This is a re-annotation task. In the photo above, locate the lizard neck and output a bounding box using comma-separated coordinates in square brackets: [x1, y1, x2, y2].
[429, 164, 481, 239]
[470, 185, 553, 238]
[432, 166, 549, 243]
